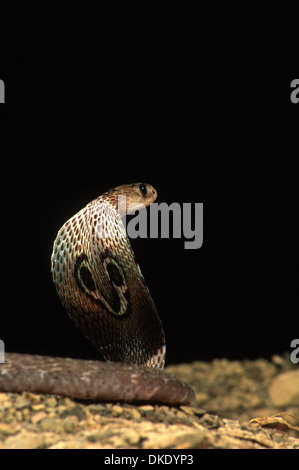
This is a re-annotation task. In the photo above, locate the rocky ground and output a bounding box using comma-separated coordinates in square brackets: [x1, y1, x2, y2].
[0, 354, 298, 449]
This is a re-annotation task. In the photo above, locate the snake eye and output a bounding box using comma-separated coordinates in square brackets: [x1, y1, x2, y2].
[139, 183, 147, 195]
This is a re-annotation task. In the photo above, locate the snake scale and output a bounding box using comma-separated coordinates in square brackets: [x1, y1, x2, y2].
[0, 183, 195, 405]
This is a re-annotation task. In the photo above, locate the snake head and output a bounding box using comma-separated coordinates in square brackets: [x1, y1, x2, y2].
[111, 182, 158, 216]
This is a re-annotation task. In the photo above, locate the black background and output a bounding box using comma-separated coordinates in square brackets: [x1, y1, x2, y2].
[0, 12, 298, 366]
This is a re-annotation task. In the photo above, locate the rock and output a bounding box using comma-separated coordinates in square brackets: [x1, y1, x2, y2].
[0, 394, 13, 411]
[87, 404, 107, 414]
[31, 411, 48, 424]
[268, 370, 299, 406]
[0, 423, 20, 437]
[39, 417, 65, 433]
[31, 404, 45, 412]
[111, 405, 124, 417]
[60, 405, 87, 421]
[121, 406, 141, 420]
[138, 405, 154, 412]
[4, 431, 48, 449]
[143, 427, 206, 449]
[45, 397, 57, 407]
[14, 396, 31, 410]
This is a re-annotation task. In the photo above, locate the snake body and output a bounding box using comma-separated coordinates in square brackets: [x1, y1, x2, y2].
[0, 184, 195, 405]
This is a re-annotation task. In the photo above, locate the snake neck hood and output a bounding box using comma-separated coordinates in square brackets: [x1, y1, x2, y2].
[51, 183, 166, 369]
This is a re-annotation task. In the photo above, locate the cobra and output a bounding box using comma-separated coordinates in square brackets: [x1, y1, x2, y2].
[0, 184, 195, 405]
